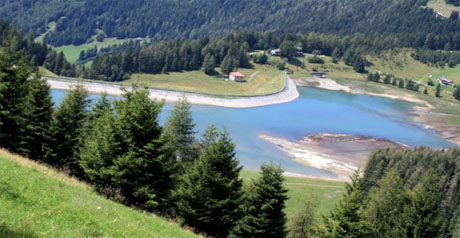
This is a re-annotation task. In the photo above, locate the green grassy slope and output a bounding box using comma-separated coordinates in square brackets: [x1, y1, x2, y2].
[0, 149, 198, 238]
[240, 170, 345, 218]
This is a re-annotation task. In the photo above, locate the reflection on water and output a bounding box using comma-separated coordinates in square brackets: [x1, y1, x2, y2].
[51, 87, 454, 179]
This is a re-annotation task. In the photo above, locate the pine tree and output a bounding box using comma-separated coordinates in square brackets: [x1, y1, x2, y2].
[0, 51, 32, 153]
[398, 78, 405, 88]
[435, 83, 442, 97]
[175, 129, 243, 237]
[48, 84, 89, 175]
[200, 124, 219, 150]
[383, 75, 391, 84]
[21, 76, 54, 162]
[364, 170, 409, 238]
[352, 56, 365, 73]
[322, 171, 373, 238]
[405, 171, 442, 238]
[221, 54, 234, 74]
[424, 87, 428, 94]
[233, 163, 289, 238]
[110, 86, 177, 211]
[453, 86, 460, 102]
[202, 53, 215, 75]
[331, 47, 340, 63]
[163, 95, 199, 164]
[287, 201, 318, 238]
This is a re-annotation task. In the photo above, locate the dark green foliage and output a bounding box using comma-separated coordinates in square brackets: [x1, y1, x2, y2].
[287, 201, 318, 238]
[428, 79, 435, 86]
[399, 78, 405, 88]
[202, 53, 215, 75]
[383, 75, 391, 84]
[454, 86, 460, 101]
[362, 147, 460, 237]
[424, 87, 428, 94]
[280, 41, 297, 58]
[331, 48, 340, 64]
[232, 163, 288, 238]
[412, 49, 460, 68]
[436, 83, 442, 97]
[352, 56, 366, 73]
[307, 56, 325, 64]
[252, 52, 268, 64]
[175, 128, 243, 237]
[321, 171, 373, 238]
[21, 77, 54, 162]
[0, 50, 32, 153]
[0, 20, 75, 77]
[48, 84, 89, 175]
[163, 95, 198, 165]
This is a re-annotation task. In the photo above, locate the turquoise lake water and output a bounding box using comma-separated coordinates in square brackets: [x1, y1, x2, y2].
[51, 87, 454, 179]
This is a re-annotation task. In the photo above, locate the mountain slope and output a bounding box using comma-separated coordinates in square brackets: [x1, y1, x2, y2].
[0, 149, 198, 238]
[1, 0, 459, 46]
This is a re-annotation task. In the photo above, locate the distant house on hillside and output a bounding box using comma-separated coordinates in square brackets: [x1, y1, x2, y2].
[270, 49, 280, 56]
[438, 76, 455, 86]
[295, 46, 303, 57]
[229, 72, 246, 82]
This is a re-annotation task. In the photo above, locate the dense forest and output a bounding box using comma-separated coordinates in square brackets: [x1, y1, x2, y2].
[0, 20, 75, 76]
[2, 0, 460, 51]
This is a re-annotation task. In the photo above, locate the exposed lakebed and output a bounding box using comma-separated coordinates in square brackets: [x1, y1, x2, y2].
[51, 87, 455, 180]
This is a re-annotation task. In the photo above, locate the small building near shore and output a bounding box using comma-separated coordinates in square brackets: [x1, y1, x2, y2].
[438, 76, 455, 86]
[229, 72, 246, 82]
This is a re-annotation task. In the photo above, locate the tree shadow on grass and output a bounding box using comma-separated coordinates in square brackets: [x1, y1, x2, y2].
[0, 225, 38, 238]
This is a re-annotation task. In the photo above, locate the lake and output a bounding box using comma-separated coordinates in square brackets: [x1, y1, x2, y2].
[51, 87, 454, 179]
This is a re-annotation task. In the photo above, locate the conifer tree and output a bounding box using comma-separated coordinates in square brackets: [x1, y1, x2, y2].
[232, 163, 289, 238]
[175, 128, 243, 237]
[221, 54, 234, 74]
[48, 84, 89, 176]
[435, 83, 442, 97]
[21, 76, 54, 162]
[200, 124, 219, 150]
[110, 86, 177, 211]
[0, 51, 32, 153]
[163, 95, 199, 164]
[287, 201, 318, 238]
[331, 47, 340, 63]
[398, 78, 405, 88]
[364, 170, 409, 238]
[202, 53, 215, 75]
[453, 86, 460, 102]
[322, 170, 373, 238]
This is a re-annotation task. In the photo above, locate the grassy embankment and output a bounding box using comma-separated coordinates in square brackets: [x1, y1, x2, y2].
[240, 170, 345, 218]
[0, 149, 199, 238]
[0, 149, 344, 237]
[425, 0, 460, 17]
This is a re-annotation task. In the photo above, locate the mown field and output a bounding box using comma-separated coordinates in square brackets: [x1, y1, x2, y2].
[125, 64, 285, 96]
[0, 149, 199, 238]
[240, 170, 345, 219]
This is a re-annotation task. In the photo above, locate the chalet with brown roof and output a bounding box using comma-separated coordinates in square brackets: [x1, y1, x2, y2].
[229, 72, 246, 82]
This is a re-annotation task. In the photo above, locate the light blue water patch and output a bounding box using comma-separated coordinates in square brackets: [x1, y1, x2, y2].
[51, 87, 455, 179]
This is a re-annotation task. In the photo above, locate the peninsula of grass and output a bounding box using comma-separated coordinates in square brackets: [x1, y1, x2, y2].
[0, 149, 198, 238]
[125, 65, 285, 96]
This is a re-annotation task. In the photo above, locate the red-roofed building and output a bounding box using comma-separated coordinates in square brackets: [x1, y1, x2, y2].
[229, 72, 246, 82]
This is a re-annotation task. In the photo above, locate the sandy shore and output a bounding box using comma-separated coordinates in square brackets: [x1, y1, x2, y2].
[260, 133, 408, 181]
[45, 75, 299, 108]
[294, 76, 460, 146]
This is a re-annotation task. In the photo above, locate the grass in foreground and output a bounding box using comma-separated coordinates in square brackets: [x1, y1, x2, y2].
[0, 149, 198, 238]
[240, 170, 345, 219]
[125, 64, 285, 96]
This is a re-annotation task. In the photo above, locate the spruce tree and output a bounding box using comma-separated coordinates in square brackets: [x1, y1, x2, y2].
[454, 86, 460, 102]
[232, 163, 289, 238]
[202, 53, 215, 75]
[48, 84, 89, 175]
[364, 170, 409, 238]
[175, 128, 243, 237]
[0, 51, 32, 153]
[221, 54, 234, 74]
[21, 76, 54, 162]
[331, 47, 340, 63]
[163, 95, 199, 164]
[110, 86, 177, 211]
[435, 83, 442, 97]
[287, 201, 318, 238]
[322, 171, 373, 238]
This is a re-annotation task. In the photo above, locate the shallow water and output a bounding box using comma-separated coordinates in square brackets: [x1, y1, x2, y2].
[51, 87, 454, 179]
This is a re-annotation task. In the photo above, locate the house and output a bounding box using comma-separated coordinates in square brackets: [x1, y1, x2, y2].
[295, 46, 303, 57]
[312, 72, 326, 78]
[438, 76, 455, 86]
[229, 72, 246, 82]
[270, 49, 280, 56]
